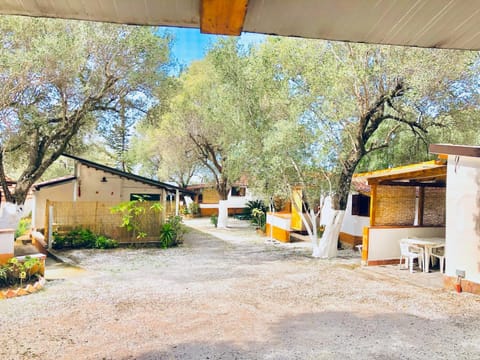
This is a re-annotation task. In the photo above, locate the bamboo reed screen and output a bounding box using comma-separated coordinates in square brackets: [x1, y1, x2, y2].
[423, 187, 446, 226]
[374, 185, 416, 226]
[51, 201, 165, 243]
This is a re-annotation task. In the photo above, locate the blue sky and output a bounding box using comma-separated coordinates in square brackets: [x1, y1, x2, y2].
[158, 27, 266, 70]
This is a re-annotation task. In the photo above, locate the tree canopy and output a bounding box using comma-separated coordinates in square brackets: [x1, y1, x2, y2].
[0, 16, 171, 205]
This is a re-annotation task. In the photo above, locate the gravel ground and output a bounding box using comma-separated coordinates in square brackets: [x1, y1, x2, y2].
[1, 218, 480, 360]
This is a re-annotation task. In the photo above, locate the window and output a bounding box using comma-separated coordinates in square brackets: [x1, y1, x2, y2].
[231, 186, 246, 197]
[130, 193, 160, 201]
[351, 194, 370, 217]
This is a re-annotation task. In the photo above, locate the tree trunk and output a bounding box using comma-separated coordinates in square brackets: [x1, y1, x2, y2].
[216, 178, 230, 228]
[314, 209, 345, 258]
[0, 202, 24, 231]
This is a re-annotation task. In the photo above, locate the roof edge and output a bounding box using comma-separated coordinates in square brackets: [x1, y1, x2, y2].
[62, 153, 193, 194]
[429, 144, 480, 158]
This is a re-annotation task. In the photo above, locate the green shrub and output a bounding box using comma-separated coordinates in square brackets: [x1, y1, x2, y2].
[95, 236, 118, 249]
[67, 228, 97, 248]
[15, 217, 31, 239]
[159, 216, 187, 248]
[110, 198, 162, 241]
[167, 215, 186, 244]
[0, 256, 41, 288]
[52, 232, 67, 249]
[188, 202, 200, 216]
[52, 228, 118, 250]
[159, 223, 175, 248]
[251, 208, 266, 232]
[210, 214, 218, 227]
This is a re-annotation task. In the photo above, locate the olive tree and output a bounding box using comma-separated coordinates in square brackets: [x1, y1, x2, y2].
[0, 16, 171, 227]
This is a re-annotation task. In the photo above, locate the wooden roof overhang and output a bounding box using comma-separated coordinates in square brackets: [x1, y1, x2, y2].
[1, 1, 480, 50]
[361, 161, 447, 188]
[430, 144, 480, 158]
[358, 161, 447, 228]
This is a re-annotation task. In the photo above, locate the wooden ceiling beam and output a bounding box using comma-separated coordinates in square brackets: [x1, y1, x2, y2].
[200, 0, 249, 36]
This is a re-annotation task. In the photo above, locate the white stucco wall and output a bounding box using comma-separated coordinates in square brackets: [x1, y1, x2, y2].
[445, 155, 480, 284]
[341, 193, 370, 236]
[33, 181, 75, 229]
[0, 229, 14, 255]
[33, 163, 167, 230]
[226, 187, 255, 208]
[320, 194, 369, 237]
[199, 187, 256, 211]
[77, 165, 162, 202]
[368, 226, 446, 262]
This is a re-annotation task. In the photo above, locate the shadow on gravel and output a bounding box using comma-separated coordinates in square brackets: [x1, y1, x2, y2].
[127, 311, 480, 360]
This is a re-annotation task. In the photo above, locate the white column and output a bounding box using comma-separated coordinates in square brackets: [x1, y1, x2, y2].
[48, 204, 54, 250]
[217, 200, 229, 228]
[175, 190, 180, 216]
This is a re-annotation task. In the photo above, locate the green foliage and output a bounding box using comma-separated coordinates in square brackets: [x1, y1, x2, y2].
[159, 216, 186, 248]
[188, 202, 200, 216]
[110, 197, 162, 241]
[210, 214, 218, 227]
[95, 236, 119, 250]
[15, 217, 31, 239]
[246, 200, 267, 219]
[0, 256, 42, 289]
[251, 208, 266, 232]
[52, 228, 118, 250]
[0, 16, 173, 205]
[244, 200, 269, 229]
[133, 36, 477, 216]
[159, 223, 175, 248]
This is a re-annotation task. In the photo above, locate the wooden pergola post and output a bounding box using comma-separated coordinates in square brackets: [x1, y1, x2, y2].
[417, 186, 425, 226]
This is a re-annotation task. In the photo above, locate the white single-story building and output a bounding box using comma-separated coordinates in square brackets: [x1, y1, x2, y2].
[186, 182, 255, 217]
[430, 144, 480, 294]
[32, 154, 192, 240]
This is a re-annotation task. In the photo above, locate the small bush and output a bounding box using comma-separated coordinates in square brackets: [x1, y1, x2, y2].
[210, 214, 218, 227]
[52, 228, 118, 250]
[159, 216, 187, 248]
[95, 236, 118, 249]
[0, 256, 41, 289]
[15, 217, 31, 239]
[188, 202, 200, 216]
[159, 223, 175, 248]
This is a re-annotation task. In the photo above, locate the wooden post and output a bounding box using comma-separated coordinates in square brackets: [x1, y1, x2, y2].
[48, 204, 54, 250]
[361, 226, 369, 265]
[161, 189, 167, 224]
[369, 184, 377, 226]
[418, 186, 425, 226]
[44, 200, 50, 244]
[94, 201, 99, 234]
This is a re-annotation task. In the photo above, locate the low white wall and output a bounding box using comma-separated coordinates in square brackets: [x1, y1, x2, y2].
[368, 227, 446, 261]
[0, 229, 14, 255]
[266, 213, 291, 230]
[445, 155, 480, 284]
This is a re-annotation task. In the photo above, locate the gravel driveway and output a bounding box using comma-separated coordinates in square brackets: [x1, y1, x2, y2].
[1, 218, 480, 360]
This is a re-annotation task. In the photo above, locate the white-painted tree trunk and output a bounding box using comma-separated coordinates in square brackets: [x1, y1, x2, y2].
[314, 210, 345, 258]
[217, 200, 229, 228]
[0, 202, 24, 230]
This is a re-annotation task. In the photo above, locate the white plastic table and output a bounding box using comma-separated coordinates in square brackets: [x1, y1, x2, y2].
[402, 237, 445, 273]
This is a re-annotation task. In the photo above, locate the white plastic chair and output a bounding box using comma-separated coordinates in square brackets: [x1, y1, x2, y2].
[430, 245, 445, 273]
[399, 240, 423, 273]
